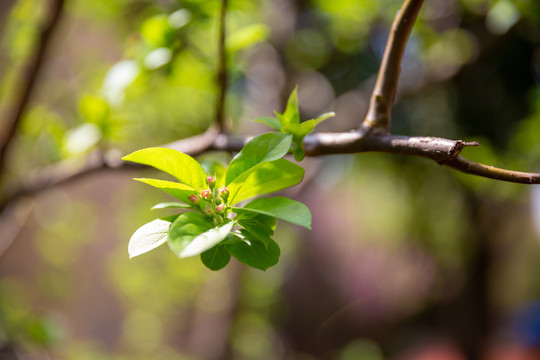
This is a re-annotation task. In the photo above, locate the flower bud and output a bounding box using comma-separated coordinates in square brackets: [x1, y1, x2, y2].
[206, 208, 214, 216]
[188, 194, 200, 204]
[216, 204, 226, 213]
[207, 176, 216, 189]
[219, 186, 229, 200]
[201, 189, 212, 200]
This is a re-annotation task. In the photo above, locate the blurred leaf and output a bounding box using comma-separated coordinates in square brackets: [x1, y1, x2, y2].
[151, 202, 192, 210]
[254, 116, 282, 131]
[227, 23, 270, 53]
[140, 14, 177, 48]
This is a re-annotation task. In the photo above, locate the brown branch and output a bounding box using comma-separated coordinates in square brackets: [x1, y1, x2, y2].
[2, 129, 537, 211]
[215, 0, 229, 133]
[0, 0, 65, 175]
[362, 0, 424, 132]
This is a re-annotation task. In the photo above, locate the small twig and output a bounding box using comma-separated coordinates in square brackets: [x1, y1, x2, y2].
[443, 156, 540, 184]
[362, 0, 424, 132]
[215, 0, 229, 133]
[0, 0, 65, 175]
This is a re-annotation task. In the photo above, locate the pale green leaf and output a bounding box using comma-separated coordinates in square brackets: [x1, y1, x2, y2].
[135, 178, 196, 204]
[122, 147, 208, 190]
[282, 87, 300, 125]
[151, 202, 192, 210]
[227, 23, 270, 53]
[254, 116, 282, 131]
[128, 217, 174, 258]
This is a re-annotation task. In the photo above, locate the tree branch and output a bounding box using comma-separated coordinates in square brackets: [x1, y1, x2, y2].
[362, 0, 424, 132]
[2, 128, 538, 211]
[0, 0, 65, 176]
[215, 0, 229, 133]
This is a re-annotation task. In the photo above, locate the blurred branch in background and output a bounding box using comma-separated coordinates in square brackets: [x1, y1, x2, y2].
[0, 0, 64, 176]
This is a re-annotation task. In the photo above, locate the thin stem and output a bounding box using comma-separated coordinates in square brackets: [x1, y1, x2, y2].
[362, 0, 424, 132]
[0, 0, 65, 176]
[215, 0, 229, 133]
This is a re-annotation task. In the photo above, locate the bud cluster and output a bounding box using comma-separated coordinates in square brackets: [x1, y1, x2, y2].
[187, 176, 231, 226]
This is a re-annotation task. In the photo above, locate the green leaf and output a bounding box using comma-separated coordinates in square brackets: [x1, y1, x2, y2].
[226, 236, 280, 271]
[225, 132, 293, 185]
[297, 112, 335, 137]
[227, 159, 304, 204]
[151, 202, 192, 210]
[254, 116, 282, 131]
[281, 87, 300, 125]
[200, 245, 231, 271]
[232, 196, 311, 229]
[122, 148, 208, 190]
[128, 216, 177, 258]
[236, 213, 276, 234]
[168, 212, 233, 258]
[227, 23, 270, 53]
[237, 219, 273, 247]
[135, 178, 196, 204]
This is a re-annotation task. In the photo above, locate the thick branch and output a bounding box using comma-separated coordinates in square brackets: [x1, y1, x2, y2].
[215, 0, 228, 133]
[0, 0, 64, 175]
[363, 0, 424, 131]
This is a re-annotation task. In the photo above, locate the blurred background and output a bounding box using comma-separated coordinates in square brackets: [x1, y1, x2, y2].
[1, 0, 540, 359]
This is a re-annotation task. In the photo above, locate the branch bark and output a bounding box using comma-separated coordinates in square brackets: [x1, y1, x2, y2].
[0, 0, 65, 176]
[362, 0, 424, 132]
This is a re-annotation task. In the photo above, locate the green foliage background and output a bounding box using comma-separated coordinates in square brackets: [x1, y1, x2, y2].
[1, 0, 540, 358]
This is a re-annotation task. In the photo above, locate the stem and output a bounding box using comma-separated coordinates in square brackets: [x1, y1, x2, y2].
[362, 0, 424, 132]
[0, 0, 65, 176]
[215, 0, 229, 133]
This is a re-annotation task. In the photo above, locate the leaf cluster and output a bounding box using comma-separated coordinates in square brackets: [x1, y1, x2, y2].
[256, 87, 335, 160]
[123, 132, 311, 271]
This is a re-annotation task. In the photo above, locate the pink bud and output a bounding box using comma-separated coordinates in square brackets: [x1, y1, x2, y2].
[219, 186, 229, 200]
[216, 204, 226, 213]
[189, 194, 200, 204]
[201, 189, 212, 200]
[207, 176, 216, 188]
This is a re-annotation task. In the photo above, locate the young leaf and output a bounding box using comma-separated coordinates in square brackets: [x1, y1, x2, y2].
[232, 196, 311, 229]
[200, 158, 226, 187]
[128, 215, 178, 258]
[168, 212, 233, 258]
[254, 116, 282, 131]
[200, 245, 231, 271]
[281, 87, 300, 126]
[227, 159, 304, 204]
[151, 202, 192, 210]
[135, 178, 196, 204]
[225, 132, 293, 185]
[225, 236, 280, 271]
[297, 112, 335, 137]
[122, 147, 208, 190]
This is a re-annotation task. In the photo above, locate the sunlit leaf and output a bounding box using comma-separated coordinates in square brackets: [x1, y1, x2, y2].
[225, 132, 293, 185]
[168, 212, 233, 258]
[135, 178, 196, 204]
[123, 148, 208, 190]
[227, 23, 270, 53]
[228, 159, 304, 204]
[151, 202, 192, 210]
[254, 116, 282, 131]
[232, 196, 311, 229]
[128, 216, 178, 258]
